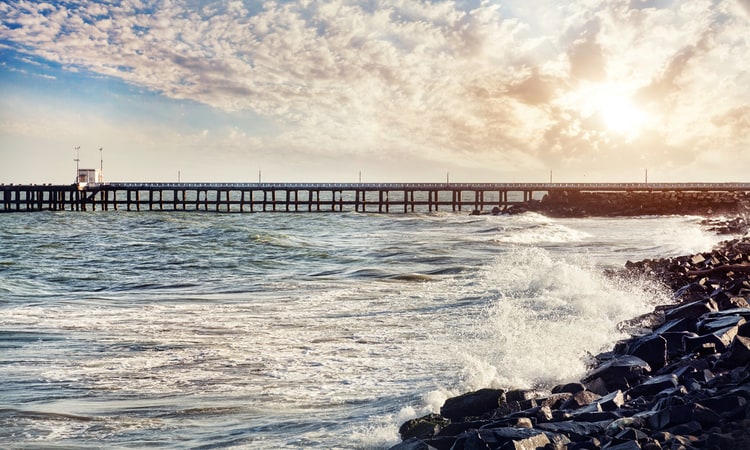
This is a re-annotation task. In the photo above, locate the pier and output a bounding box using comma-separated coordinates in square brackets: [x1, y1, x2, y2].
[2, 182, 750, 214]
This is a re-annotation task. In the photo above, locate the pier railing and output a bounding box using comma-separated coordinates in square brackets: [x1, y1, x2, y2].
[2, 182, 750, 213]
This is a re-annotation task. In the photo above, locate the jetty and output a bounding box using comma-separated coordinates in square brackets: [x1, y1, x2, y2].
[2, 182, 750, 214]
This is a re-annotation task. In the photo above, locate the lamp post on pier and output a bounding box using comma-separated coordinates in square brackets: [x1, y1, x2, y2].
[74, 146, 80, 184]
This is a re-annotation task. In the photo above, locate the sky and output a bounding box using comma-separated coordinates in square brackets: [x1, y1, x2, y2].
[1, 0, 749, 184]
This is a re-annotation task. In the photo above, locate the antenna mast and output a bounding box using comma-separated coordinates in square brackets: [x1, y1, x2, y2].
[74, 146, 80, 183]
[99, 147, 103, 183]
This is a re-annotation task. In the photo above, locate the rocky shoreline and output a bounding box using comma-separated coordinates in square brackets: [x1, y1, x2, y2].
[390, 232, 750, 450]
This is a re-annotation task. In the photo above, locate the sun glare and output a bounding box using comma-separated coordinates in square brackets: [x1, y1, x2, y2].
[560, 83, 649, 142]
[597, 94, 647, 137]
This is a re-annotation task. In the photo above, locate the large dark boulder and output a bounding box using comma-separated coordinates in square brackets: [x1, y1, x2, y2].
[698, 394, 748, 419]
[436, 420, 490, 438]
[628, 334, 668, 370]
[457, 427, 551, 450]
[596, 390, 625, 411]
[697, 313, 746, 334]
[536, 420, 609, 440]
[389, 437, 439, 450]
[560, 390, 601, 410]
[399, 414, 450, 440]
[718, 335, 750, 368]
[652, 318, 697, 335]
[440, 388, 505, 420]
[661, 331, 696, 359]
[684, 325, 739, 354]
[627, 373, 679, 398]
[648, 402, 721, 430]
[552, 382, 586, 394]
[664, 299, 718, 322]
[583, 355, 651, 394]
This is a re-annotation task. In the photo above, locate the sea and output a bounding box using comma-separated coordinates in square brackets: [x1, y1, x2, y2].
[0, 210, 732, 449]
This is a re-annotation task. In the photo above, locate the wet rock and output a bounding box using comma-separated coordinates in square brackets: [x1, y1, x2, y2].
[389, 437, 439, 450]
[718, 335, 750, 368]
[660, 331, 695, 359]
[538, 392, 573, 410]
[698, 394, 747, 418]
[627, 374, 679, 398]
[552, 382, 586, 394]
[664, 299, 718, 322]
[458, 427, 550, 450]
[536, 420, 609, 440]
[697, 313, 746, 334]
[435, 420, 488, 439]
[400, 414, 450, 440]
[596, 390, 625, 411]
[583, 355, 651, 393]
[440, 388, 505, 420]
[648, 403, 721, 430]
[628, 334, 668, 370]
[560, 390, 602, 410]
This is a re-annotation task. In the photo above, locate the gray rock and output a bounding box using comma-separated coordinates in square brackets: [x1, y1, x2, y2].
[664, 299, 718, 322]
[552, 382, 586, 394]
[537, 420, 609, 439]
[698, 394, 747, 418]
[661, 331, 696, 358]
[648, 402, 721, 430]
[389, 437, 439, 450]
[697, 314, 746, 334]
[596, 390, 625, 411]
[628, 334, 668, 370]
[652, 318, 697, 335]
[627, 374, 679, 398]
[399, 414, 449, 440]
[583, 355, 651, 393]
[459, 427, 550, 450]
[719, 335, 750, 367]
[603, 441, 642, 450]
[560, 390, 602, 410]
[440, 388, 505, 420]
[436, 420, 488, 438]
[684, 324, 740, 354]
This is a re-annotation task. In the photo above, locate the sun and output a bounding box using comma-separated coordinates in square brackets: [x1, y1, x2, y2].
[596, 94, 647, 138]
[558, 83, 649, 141]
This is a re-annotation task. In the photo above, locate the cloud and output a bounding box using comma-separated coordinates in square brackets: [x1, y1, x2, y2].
[566, 19, 607, 82]
[2, 0, 750, 181]
[635, 30, 714, 105]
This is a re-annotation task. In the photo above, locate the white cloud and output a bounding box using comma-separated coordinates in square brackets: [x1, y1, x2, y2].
[1, 0, 750, 181]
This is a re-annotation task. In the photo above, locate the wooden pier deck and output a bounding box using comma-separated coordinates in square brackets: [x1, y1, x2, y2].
[2, 182, 750, 214]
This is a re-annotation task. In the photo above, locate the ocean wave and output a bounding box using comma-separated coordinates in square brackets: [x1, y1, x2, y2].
[491, 222, 592, 244]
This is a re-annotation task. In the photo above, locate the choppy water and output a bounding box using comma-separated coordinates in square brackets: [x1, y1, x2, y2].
[0, 211, 729, 448]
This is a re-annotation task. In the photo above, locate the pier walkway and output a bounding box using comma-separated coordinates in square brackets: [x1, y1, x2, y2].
[2, 182, 750, 213]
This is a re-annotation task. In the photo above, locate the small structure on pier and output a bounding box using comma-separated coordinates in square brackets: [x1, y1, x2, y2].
[77, 169, 99, 187]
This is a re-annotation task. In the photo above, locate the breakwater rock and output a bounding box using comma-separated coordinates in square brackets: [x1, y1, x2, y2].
[390, 239, 750, 450]
[509, 191, 750, 217]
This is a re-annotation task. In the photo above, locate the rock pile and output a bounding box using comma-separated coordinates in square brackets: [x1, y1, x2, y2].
[507, 191, 750, 218]
[390, 238, 750, 450]
[700, 217, 749, 236]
